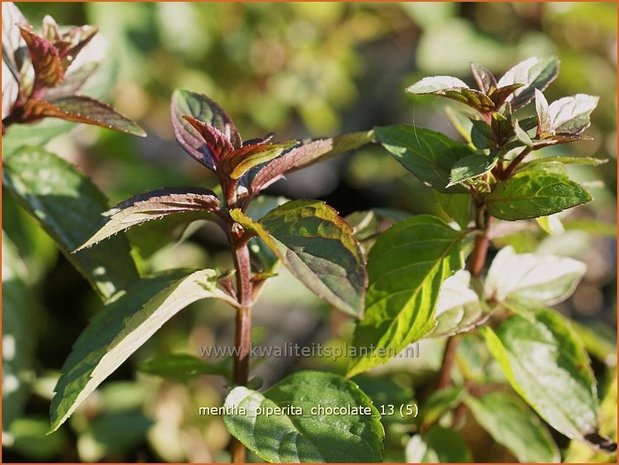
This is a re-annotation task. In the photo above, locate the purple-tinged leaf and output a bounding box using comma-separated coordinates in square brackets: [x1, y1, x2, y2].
[171, 89, 241, 170]
[182, 115, 235, 161]
[76, 187, 220, 251]
[22, 95, 146, 136]
[53, 24, 98, 69]
[225, 143, 289, 181]
[39, 61, 97, 100]
[470, 62, 497, 94]
[497, 57, 559, 110]
[18, 25, 64, 88]
[489, 83, 523, 109]
[249, 131, 373, 194]
[406, 75, 495, 113]
[231, 200, 367, 316]
[548, 94, 599, 135]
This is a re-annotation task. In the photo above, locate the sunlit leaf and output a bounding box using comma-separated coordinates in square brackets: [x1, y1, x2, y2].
[485, 246, 586, 305]
[466, 391, 560, 462]
[49, 269, 238, 432]
[348, 215, 464, 377]
[548, 94, 599, 135]
[224, 371, 384, 462]
[3, 146, 138, 300]
[23, 95, 145, 136]
[487, 170, 591, 220]
[170, 89, 241, 170]
[497, 56, 559, 109]
[484, 308, 615, 451]
[231, 200, 367, 316]
[249, 130, 373, 193]
[406, 426, 472, 463]
[76, 187, 219, 251]
[375, 125, 473, 193]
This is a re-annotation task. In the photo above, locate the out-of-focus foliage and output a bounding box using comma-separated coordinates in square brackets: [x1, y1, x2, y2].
[3, 2, 616, 463]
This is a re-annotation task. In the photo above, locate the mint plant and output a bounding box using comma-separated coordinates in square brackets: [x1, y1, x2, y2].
[350, 57, 616, 460]
[46, 88, 381, 461]
[4, 4, 614, 458]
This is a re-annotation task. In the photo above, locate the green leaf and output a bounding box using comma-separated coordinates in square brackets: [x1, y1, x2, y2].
[249, 131, 374, 194]
[28, 96, 146, 136]
[448, 153, 498, 187]
[430, 270, 485, 338]
[223, 371, 384, 462]
[405, 426, 472, 463]
[465, 391, 559, 462]
[348, 215, 464, 377]
[49, 269, 237, 432]
[3, 147, 138, 300]
[138, 353, 230, 381]
[487, 170, 592, 220]
[76, 187, 220, 251]
[520, 156, 608, 170]
[497, 56, 559, 109]
[548, 94, 599, 135]
[485, 246, 586, 305]
[375, 125, 473, 193]
[419, 387, 464, 428]
[484, 307, 614, 450]
[231, 200, 367, 316]
[433, 192, 471, 230]
[406, 75, 495, 113]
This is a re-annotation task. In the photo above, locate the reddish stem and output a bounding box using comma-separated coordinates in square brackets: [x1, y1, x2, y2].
[229, 233, 253, 463]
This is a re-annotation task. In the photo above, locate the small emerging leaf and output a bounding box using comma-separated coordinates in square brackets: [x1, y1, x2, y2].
[448, 153, 498, 187]
[470, 62, 497, 93]
[76, 187, 220, 251]
[171, 89, 241, 170]
[406, 75, 494, 113]
[548, 94, 599, 135]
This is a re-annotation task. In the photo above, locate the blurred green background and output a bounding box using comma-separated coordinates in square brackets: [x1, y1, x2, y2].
[3, 2, 616, 462]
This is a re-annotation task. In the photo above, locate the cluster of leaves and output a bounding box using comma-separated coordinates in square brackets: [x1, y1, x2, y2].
[2, 3, 615, 462]
[2, 3, 144, 136]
